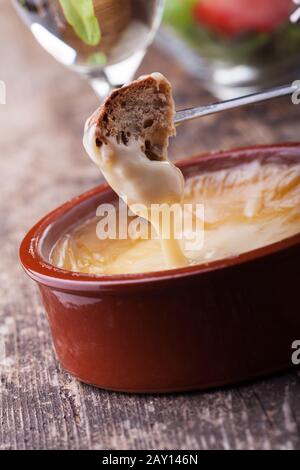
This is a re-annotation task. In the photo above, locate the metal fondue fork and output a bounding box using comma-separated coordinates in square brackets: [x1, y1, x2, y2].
[174, 83, 298, 125]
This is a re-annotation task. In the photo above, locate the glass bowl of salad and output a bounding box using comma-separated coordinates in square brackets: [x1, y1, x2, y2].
[163, 0, 300, 98]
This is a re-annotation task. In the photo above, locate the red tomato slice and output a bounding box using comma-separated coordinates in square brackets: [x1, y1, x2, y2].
[193, 0, 293, 37]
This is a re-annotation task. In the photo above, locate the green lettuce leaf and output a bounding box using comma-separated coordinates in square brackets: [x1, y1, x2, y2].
[87, 52, 107, 66]
[164, 0, 197, 31]
[59, 0, 101, 46]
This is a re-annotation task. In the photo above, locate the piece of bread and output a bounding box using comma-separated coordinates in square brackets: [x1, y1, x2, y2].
[88, 74, 176, 161]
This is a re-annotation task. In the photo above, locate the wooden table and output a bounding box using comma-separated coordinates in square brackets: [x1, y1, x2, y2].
[1, 2, 300, 450]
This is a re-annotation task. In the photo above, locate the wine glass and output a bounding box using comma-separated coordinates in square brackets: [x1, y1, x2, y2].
[13, 0, 164, 100]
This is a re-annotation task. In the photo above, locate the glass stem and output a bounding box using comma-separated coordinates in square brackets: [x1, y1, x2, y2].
[88, 75, 115, 102]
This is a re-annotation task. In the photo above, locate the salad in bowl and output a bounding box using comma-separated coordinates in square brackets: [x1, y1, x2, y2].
[163, 0, 300, 97]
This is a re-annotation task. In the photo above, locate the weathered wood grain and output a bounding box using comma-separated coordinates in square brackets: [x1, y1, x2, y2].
[0, 2, 300, 450]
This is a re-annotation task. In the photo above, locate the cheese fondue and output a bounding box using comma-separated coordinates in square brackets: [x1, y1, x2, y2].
[50, 161, 300, 275]
[83, 73, 187, 268]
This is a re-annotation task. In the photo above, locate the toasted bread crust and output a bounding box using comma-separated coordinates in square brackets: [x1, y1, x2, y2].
[87, 75, 175, 161]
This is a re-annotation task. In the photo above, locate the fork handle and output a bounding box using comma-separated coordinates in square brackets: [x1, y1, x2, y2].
[174, 83, 298, 125]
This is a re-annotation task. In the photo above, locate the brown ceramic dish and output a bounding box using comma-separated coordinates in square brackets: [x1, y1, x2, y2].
[20, 144, 300, 393]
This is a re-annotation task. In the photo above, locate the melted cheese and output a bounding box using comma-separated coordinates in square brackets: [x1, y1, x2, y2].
[83, 125, 184, 209]
[83, 73, 187, 268]
[50, 161, 300, 275]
